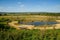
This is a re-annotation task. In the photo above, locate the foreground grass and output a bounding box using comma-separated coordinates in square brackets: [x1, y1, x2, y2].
[0, 28, 60, 40]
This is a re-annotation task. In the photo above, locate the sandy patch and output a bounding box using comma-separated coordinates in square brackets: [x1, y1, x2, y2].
[8, 20, 60, 30]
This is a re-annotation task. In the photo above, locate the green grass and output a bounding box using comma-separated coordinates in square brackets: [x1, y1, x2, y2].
[0, 29, 60, 40]
[0, 13, 60, 40]
[0, 23, 60, 40]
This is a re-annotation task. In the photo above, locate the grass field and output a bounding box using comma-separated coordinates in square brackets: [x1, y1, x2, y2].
[0, 12, 60, 40]
[0, 29, 60, 40]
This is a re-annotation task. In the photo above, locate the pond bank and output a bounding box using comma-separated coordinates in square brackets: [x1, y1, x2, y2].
[8, 20, 60, 30]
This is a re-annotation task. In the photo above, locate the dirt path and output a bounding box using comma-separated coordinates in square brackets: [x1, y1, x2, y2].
[55, 20, 60, 29]
[8, 21, 20, 29]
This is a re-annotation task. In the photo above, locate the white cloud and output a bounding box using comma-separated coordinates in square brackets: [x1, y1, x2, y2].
[0, 7, 3, 9]
[0, 6, 14, 12]
[17, 2, 22, 4]
[20, 4, 24, 7]
[0, 7, 4, 11]
[54, 5, 60, 7]
[17, 2, 25, 8]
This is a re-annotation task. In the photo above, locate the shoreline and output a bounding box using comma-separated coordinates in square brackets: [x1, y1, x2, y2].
[8, 20, 60, 30]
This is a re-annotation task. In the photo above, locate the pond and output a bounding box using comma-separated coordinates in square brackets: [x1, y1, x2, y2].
[20, 21, 59, 26]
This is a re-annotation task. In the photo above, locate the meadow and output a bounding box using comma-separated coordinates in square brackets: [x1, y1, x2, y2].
[0, 12, 60, 40]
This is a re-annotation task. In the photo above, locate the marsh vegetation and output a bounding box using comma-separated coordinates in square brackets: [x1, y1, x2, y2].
[0, 12, 60, 40]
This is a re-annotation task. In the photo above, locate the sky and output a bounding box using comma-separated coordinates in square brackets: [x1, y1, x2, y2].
[0, 0, 60, 12]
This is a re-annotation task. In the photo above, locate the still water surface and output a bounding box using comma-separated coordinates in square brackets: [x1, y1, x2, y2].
[20, 21, 58, 26]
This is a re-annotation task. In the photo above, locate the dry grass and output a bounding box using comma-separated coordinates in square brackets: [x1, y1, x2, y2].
[0, 15, 58, 21]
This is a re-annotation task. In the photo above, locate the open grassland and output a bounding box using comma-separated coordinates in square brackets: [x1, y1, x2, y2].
[0, 15, 58, 21]
[0, 14, 60, 30]
[0, 12, 60, 40]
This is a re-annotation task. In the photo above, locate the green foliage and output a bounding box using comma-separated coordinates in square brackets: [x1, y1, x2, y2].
[0, 12, 60, 40]
[0, 24, 14, 31]
[0, 12, 60, 16]
[0, 14, 2, 16]
[0, 18, 10, 22]
[0, 28, 60, 40]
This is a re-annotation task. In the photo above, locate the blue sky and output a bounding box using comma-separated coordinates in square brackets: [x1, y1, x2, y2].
[0, 0, 60, 12]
